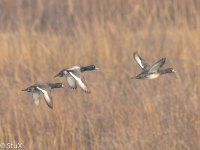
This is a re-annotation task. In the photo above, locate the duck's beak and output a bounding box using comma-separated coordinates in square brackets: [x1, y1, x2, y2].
[95, 67, 100, 70]
[172, 69, 176, 73]
[22, 89, 27, 91]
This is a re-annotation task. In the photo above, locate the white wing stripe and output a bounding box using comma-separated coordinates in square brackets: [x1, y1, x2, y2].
[69, 72, 90, 92]
[36, 87, 51, 103]
[69, 72, 80, 80]
[134, 54, 144, 69]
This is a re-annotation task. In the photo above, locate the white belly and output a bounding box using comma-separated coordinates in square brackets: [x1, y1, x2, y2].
[147, 73, 160, 79]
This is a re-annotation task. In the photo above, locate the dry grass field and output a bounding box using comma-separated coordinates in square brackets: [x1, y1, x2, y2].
[0, 0, 200, 149]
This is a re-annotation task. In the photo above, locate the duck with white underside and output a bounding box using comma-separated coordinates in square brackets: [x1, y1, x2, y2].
[22, 83, 64, 109]
[54, 65, 99, 93]
[132, 52, 176, 79]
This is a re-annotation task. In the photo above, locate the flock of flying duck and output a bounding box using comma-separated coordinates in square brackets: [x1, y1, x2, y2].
[22, 52, 176, 109]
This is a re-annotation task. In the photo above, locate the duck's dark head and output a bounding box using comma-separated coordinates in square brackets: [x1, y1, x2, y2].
[54, 70, 66, 77]
[51, 83, 64, 88]
[160, 68, 176, 74]
[80, 65, 99, 72]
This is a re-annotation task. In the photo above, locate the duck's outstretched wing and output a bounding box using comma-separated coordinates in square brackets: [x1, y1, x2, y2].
[133, 52, 150, 70]
[66, 75, 77, 89]
[36, 87, 53, 109]
[32, 92, 40, 105]
[69, 72, 91, 93]
[149, 58, 166, 73]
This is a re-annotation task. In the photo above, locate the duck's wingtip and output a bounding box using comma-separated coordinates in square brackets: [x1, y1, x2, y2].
[48, 105, 53, 109]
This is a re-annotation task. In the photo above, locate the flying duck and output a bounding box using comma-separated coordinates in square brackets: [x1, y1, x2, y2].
[22, 83, 64, 109]
[132, 52, 176, 79]
[54, 65, 99, 93]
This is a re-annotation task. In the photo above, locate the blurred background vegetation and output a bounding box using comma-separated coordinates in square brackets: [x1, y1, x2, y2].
[0, 0, 200, 149]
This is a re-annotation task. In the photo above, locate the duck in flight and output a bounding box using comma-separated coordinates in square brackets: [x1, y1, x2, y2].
[22, 83, 64, 109]
[54, 65, 99, 93]
[132, 52, 176, 79]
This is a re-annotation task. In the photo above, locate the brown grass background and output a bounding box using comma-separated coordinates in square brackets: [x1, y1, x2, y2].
[0, 0, 200, 149]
